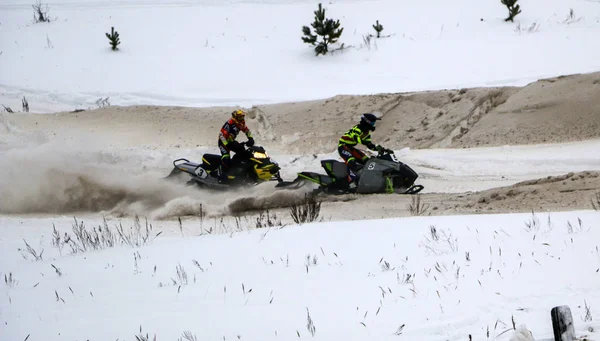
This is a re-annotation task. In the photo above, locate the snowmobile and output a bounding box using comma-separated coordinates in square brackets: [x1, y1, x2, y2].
[276, 148, 424, 195]
[165, 142, 283, 190]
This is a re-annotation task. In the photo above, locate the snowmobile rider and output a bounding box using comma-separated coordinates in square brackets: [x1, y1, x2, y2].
[217, 109, 255, 183]
[338, 113, 392, 184]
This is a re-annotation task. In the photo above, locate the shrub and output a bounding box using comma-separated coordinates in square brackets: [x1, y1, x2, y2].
[32, 0, 52, 23]
[501, 0, 521, 22]
[301, 3, 343, 56]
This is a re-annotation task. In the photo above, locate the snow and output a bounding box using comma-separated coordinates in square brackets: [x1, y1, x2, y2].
[1, 211, 599, 340]
[1, 0, 600, 340]
[510, 325, 536, 341]
[1, 0, 600, 112]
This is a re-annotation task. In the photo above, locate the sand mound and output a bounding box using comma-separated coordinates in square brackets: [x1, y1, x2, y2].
[454, 72, 600, 147]
[416, 170, 600, 217]
[3, 72, 599, 155]
[470, 171, 600, 213]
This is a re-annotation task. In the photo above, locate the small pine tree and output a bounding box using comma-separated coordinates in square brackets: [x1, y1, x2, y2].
[106, 26, 121, 51]
[501, 0, 521, 22]
[22, 96, 29, 112]
[372, 20, 384, 38]
[301, 3, 344, 56]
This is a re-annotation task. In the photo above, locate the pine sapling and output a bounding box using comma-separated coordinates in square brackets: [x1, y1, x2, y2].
[501, 0, 521, 22]
[301, 3, 344, 56]
[22, 96, 29, 112]
[372, 20, 384, 38]
[106, 26, 121, 51]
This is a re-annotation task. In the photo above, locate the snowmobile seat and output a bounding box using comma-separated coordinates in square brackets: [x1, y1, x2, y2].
[320, 159, 349, 180]
[201, 153, 222, 171]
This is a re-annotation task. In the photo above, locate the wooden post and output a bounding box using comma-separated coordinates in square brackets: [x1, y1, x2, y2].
[551, 305, 576, 341]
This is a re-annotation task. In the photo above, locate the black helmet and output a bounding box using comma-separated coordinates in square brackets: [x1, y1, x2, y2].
[360, 113, 381, 130]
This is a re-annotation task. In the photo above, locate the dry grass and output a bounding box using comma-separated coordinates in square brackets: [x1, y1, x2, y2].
[4, 272, 18, 287]
[306, 307, 316, 337]
[51, 215, 162, 255]
[255, 209, 284, 229]
[514, 22, 540, 34]
[18, 239, 44, 261]
[289, 193, 322, 224]
[419, 225, 459, 255]
[592, 191, 600, 211]
[407, 194, 430, 216]
[583, 300, 593, 322]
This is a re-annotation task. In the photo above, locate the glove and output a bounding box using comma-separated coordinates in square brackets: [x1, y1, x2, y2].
[246, 137, 255, 147]
[376, 145, 393, 154]
[229, 140, 242, 152]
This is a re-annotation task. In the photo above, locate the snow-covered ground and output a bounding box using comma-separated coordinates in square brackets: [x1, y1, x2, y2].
[2, 0, 600, 339]
[1, 210, 599, 340]
[1, 0, 600, 112]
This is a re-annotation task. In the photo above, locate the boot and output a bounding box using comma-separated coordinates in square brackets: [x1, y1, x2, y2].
[217, 166, 228, 184]
[347, 169, 358, 189]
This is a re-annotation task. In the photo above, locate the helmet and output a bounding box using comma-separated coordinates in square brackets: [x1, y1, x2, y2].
[231, 109, 246, 124]
[360, 113, 381, 130]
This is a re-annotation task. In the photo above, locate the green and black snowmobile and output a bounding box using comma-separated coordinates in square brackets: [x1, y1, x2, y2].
[276, 148, 424, 195]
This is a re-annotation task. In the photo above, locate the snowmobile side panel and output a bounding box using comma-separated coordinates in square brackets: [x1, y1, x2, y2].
[254, 163, 280, 180]
[399, 161, 418, 181]
[392, 161, 419, 188]
[275, 178, 307, 189]
[356, 159, 387, 194]
[297, 172, 335, 186]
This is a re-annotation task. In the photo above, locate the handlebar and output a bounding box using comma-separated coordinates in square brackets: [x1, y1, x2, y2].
[373, 146, 394, 155]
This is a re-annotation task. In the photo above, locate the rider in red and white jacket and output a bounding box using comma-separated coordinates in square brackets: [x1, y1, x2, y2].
[217, 109, 254, 183]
